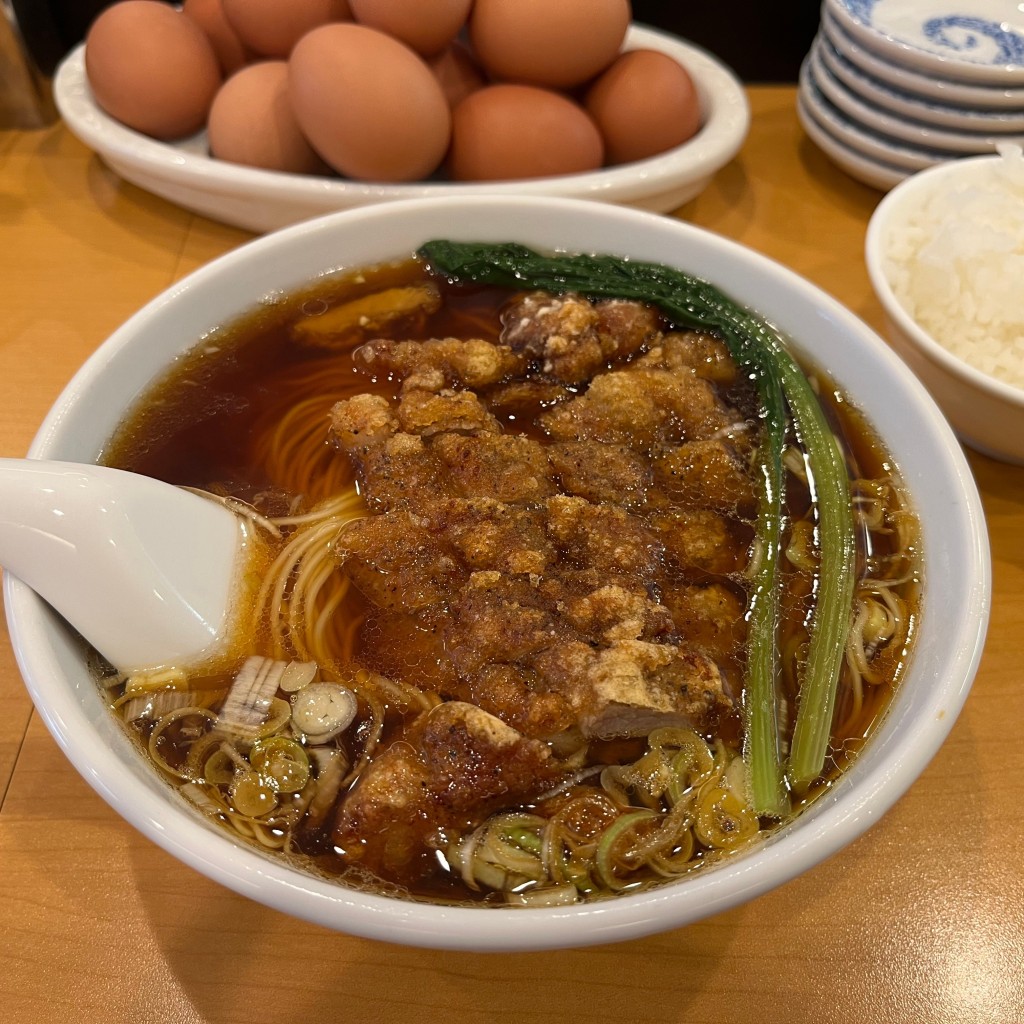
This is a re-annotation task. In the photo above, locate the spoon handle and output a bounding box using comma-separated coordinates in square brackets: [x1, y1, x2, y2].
[0, 458, 245, 673]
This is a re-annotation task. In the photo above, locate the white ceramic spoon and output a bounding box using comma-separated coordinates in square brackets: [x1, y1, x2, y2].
[0, 458, 253, 674]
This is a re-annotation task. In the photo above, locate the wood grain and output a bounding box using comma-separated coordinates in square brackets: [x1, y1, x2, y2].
[1, 87, 1021, 1024]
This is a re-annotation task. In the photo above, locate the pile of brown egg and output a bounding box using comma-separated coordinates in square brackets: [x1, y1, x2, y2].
[83, 0, 703, 183]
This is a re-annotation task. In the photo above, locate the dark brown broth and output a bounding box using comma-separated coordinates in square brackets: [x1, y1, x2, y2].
[105, 260, 510, 488]
[101, 256, 918, 899]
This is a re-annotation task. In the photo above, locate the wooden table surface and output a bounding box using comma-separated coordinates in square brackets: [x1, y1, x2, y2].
[1, 87, 1022, 1024]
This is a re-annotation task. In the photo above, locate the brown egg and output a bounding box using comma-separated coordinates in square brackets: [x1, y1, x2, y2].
[449, 84, 604, 181]
[349, 0, 472, 56]
[585, 49, 702, 164]
[221, 0, 352, 58]
[469, 0, 630, 89]
[289, 23, 451, 182]
[85, 1, 222, 140]
[428, 41, 486, 109]
[182, 0, 253, 75]
[207, 61, 327, 174]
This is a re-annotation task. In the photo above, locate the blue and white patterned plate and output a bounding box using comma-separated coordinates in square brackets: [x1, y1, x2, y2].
[809, 38, 1024, 150]
[799, 58, 954, 170]
[796, 89, 911, 190]
[817, 30, 1024, 130]
[827, 0, 1024, 83]
[823, 8, 1024, 107]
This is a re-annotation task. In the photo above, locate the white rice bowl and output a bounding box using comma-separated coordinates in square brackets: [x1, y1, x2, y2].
[867, 149, 1024, 462]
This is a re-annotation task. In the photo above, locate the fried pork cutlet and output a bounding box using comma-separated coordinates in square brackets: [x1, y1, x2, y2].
[328, 290, 757, 871]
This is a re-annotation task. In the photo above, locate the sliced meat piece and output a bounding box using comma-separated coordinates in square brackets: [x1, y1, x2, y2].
[530, 638, 732, 739]
[544, 495, 663, 578]
[662, 580, 748, 668]
[332, 701, 563, 881]
[540, 365, 732, 448]
[396, 388, 501, 437]
[653, 437, 757, 516]
[339, 509, 464, 612]
[500, 291, 604, 383]
[331, 728, 432, 875]
[547, 441, 651, 508]
[555, 582, 675, 644]
[355, 336, 526, 393]
[355, 432, 451, 513]
[292, 283, 441, 348]
[424, 496, 553, 575]
[639, 330, 738, 384]
[458, 663, 576, 738]
[649, 507, 750, 577]
[445, 570, 563, 677]
[329, 393, 399, 454]
[485, 379, 575, 418]
[431, 432, 554, 504]
[594, 298, 661, 363]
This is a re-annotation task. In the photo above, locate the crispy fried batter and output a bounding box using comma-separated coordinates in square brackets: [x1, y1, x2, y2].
[423, 497, 553, 575]
[639, 330, 738, 384]
[333, 701, 561, 880]
[596, 299, 661, 363]
[461, 664, 576, 738]
[544, 495, 663, 578]
[355, 336, 526, 393]
[653, 437, 757, 516]
[501, 292, 604, 383]
[329, 287, 760, 868]
[540, 365, 733, 447]
[431, 432, 554, 503]
[555, 582, 675, 644]
[649, 507, 750, 577]
[329, 393, 399, 454]
[530, 638, 731, 739]
[339, 509, 463, 611]
[547, 441, 650, 507]
[356, 432, 451, 513]
[500, 292, 661, 384]
[446, 571, 564, 677]
[396, 388, 501, 437]
[662, 581, 748, 666]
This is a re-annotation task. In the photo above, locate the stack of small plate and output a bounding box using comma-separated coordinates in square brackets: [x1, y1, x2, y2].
[799, 0, 1024, 190]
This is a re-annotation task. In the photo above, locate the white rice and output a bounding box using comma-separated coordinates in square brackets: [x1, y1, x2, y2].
[882, 144, 1024, 391]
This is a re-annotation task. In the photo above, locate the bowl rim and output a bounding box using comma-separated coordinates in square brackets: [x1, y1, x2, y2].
[6, 195, 991, 951]
[53, 24, 749, 211]
[865, 151, 1024, 406]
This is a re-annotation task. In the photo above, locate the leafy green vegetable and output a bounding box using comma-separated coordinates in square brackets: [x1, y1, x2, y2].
[418, 241, 857, 807]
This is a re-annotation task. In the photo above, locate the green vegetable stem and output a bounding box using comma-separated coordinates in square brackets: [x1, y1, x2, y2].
[418, 241, 857, 812]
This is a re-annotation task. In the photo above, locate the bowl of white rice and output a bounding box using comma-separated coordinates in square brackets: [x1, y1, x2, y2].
[866, 146, 1024, 464]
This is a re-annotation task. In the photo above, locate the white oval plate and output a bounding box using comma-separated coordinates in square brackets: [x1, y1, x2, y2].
[817, 30, 1024, 131]
[53, 26, 749, 235]
[810, 39, 1022, 152]
[826, 0, 1024, 84]
[822, 9, 1024, 107]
